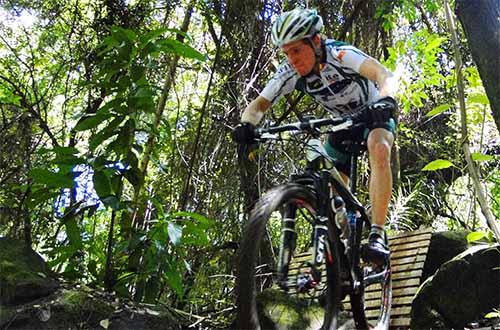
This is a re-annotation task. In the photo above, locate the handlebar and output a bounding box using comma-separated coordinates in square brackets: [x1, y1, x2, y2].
[255, 109, 367, 140]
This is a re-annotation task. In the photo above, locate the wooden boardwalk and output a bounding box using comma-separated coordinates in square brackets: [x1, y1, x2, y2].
[288, 227, 433, 328]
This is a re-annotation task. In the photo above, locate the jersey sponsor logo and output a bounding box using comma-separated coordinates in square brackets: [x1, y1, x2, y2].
[325, 73, 341, 84]
[337, 50, 346, 62]
[308, 79, 323, 90]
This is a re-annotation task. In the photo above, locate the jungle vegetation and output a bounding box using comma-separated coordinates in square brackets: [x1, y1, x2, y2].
[0, 0, 498, 326]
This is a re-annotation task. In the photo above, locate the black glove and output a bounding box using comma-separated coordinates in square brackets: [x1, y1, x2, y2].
[366, 96, 397, 125]
[232, 122, 257, 144]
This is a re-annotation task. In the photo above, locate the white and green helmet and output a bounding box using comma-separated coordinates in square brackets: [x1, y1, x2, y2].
[271, 8, 323, 47]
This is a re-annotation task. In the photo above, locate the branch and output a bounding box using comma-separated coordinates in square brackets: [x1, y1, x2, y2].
[337, 0, 367, 40]
[180, 25, 222, 210]
[416, 3, 433, 32]
[0, 75, 60, 147]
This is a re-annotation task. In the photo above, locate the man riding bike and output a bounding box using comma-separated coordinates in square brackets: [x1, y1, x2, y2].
[232, 8, 398, 265]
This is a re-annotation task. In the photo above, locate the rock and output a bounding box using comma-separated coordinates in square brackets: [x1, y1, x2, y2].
[0, 237, 59, 305]
[422, 230, 470, 281]
[253, 288, 351, 329]
[411, 244, 500, 329]
[0, 285, 182, 329]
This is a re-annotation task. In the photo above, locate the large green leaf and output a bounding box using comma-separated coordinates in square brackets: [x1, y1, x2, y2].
[139, 28, 168, 46]
[468, 94, 490, 105]
[101, 195, 120, 210]
[97, 98, 126, 115]
[54, 154, 85, 166]
[426, 104, 452, 117]
[28, 189, 60, 207]
[111, 26, 137, 44]
[471, 152, 494, 162]
[170, 211, 213, 228]
[425, 36, 445, 51]
[29, 169, 74, 188]
[466, 231, 487, 243]
[422, 159, 454, 171]
[65, 218, 83, 248]
[53, 147, 79, 155]
[89, 117, 123, 151]
[157, 39, 205, 61]
[74, 113, 112, 131]
[167, 222, 183, 245]
[165, 268, 183, 297]
[124, 167, 142, 187]
[93, 170, 112, 197]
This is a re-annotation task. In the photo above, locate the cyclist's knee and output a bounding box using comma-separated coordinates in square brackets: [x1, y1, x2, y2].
[367, 135, 391, 169]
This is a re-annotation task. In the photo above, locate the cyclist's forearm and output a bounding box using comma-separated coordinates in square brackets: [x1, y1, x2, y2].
[241, 96, 271, 125]
[359, 58, 398, 98]
[377, 71, 398, 98]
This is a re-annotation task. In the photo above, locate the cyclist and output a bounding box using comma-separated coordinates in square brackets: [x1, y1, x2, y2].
[232, 8, 398, 264]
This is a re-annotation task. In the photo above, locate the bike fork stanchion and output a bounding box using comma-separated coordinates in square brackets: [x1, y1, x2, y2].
[277, 204, 297, 290]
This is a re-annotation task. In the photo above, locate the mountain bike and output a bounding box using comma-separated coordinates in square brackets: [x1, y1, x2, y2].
[235, 112, 392, 329]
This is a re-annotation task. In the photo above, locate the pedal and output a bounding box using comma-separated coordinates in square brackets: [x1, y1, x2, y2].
[297, 273, 318, 293]
[361, 243, 389, 267]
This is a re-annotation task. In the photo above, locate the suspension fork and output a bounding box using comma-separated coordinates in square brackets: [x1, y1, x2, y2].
[277, 203, 297, 289]
[310, 171, 335, 277]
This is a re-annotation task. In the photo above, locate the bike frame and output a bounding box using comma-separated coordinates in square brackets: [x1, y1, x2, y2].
[265, 120, 371, 296]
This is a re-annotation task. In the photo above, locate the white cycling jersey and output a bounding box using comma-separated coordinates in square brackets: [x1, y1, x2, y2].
[260, 39, 380, 116]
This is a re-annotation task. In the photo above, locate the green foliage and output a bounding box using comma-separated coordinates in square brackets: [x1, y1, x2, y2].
[113, 211, 214, 301]
[386, 28, 449, 113]
[422, 159, 455, 171]
[485, 309, 500, 319]
[466, 230, 496, 244]
[1, 1, 498, 325]
[471, 153, 495, 162]
[426, 104, 452, 117]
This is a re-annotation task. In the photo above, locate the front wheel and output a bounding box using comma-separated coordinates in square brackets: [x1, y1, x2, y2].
[235, 184, 342, 330]
[350, 236, 392, 330]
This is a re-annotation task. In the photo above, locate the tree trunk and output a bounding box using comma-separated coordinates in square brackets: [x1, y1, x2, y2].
[445, 0, 500, 242]
[455, 0, 500, 133]
[134, 0, 196, 205]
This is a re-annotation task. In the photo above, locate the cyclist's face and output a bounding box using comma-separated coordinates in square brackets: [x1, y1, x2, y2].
[282, 40, 315, 76]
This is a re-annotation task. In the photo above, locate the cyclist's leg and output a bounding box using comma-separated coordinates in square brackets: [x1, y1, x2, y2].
[364, 118, 396, 262]
[324, 128, 361, 185]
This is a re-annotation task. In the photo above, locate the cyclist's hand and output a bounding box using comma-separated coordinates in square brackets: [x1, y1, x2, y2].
[367, 96, 397, 124]
[232, 122, 257, 144]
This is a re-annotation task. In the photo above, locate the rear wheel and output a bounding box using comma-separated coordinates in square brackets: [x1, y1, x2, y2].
[235, 184, 342, 330]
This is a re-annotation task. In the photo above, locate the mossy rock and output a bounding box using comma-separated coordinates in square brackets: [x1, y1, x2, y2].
[0, 237, 59, 305]
[411, 244, 500, 329]
[255, 288, 350, 329]
[1, 287, 181, 329]
[422, 230, 470, 280]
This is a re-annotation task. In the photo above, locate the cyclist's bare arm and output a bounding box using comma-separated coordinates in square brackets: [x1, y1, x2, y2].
[359, 58, 398, 98]
[241, 96, 272, 125]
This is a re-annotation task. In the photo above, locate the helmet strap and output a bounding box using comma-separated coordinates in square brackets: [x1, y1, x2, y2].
[306, 36, 323, 74]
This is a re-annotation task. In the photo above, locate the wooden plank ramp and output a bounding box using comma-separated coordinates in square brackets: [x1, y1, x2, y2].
[287, 227, 433, 329]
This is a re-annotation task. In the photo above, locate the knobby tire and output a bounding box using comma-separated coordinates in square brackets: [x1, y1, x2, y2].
[235, 184, 342, 330]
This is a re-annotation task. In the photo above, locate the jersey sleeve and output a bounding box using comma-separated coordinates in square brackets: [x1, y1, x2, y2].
[329, 45, 370, 73]
[260, 62, 298, 104]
